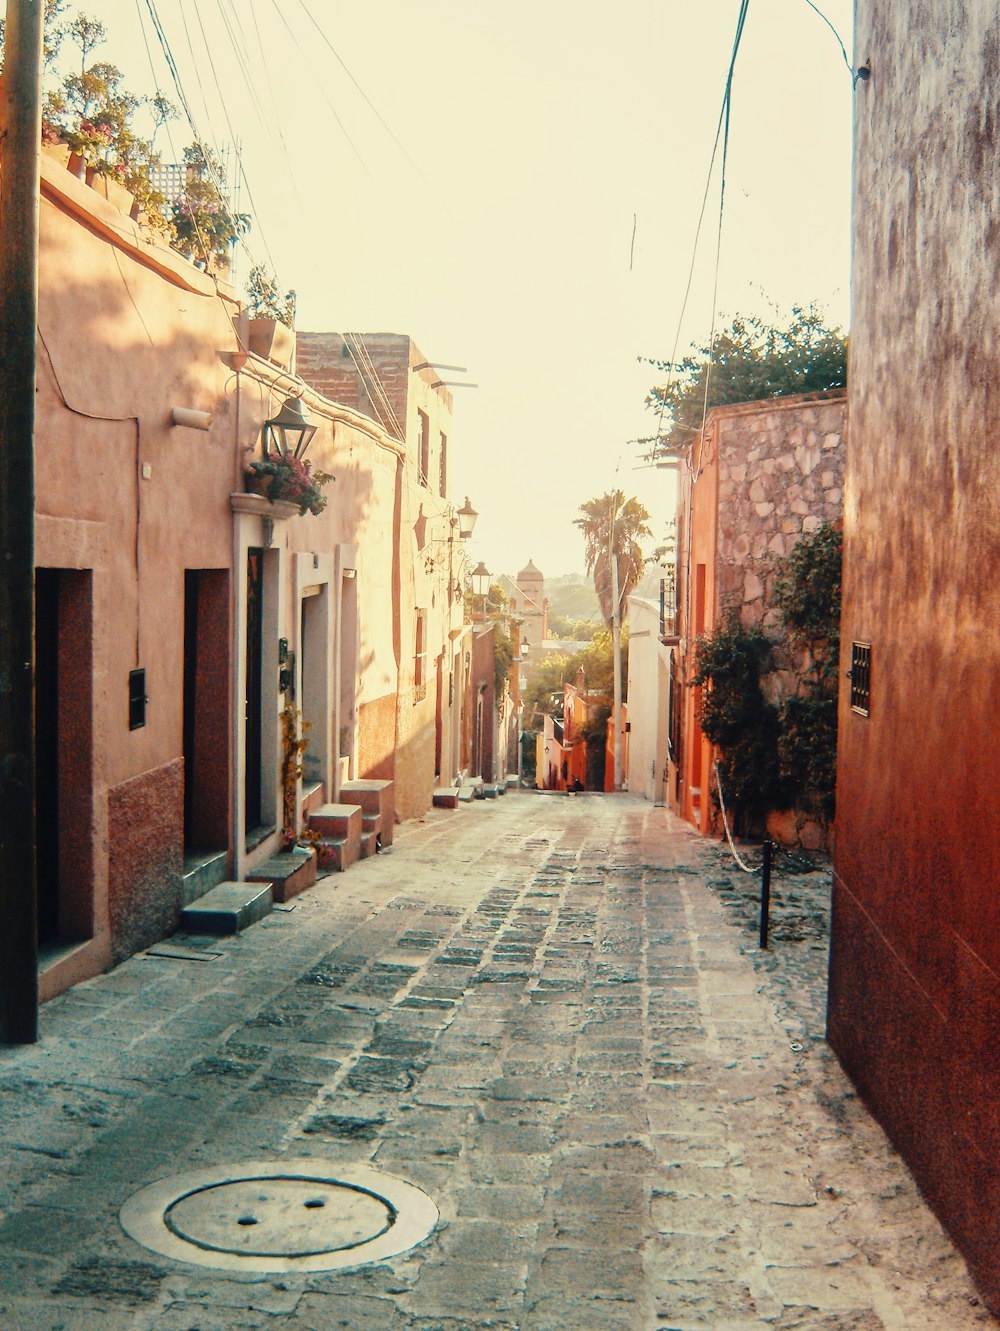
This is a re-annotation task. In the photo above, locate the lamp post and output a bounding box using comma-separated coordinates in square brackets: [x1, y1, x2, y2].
[263, 395, 318, 459]
[456, 496, 478, 540]
[470, 561, 491, 620]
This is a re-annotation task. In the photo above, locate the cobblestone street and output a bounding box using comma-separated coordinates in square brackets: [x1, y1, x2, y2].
[0, 792, 991, 1330]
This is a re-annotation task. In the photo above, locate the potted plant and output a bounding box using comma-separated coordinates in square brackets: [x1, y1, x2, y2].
[245, 453, 333, 516]
[245, 265, 296, 367]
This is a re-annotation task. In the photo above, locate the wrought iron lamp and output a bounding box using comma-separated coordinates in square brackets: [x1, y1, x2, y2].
[456, 496, 478, 539]
[263, 395, 318, 459]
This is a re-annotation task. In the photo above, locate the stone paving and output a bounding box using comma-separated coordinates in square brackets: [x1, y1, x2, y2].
[0, 793, 993, 1330]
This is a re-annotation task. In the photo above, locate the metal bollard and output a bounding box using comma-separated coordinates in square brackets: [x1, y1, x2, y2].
[759, 839, 773, 950]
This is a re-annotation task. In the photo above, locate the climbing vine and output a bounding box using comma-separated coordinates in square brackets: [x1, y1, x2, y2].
[280, 703, 308, 849]
[693, 612, 785, 831]
[693, 520, 843, 831]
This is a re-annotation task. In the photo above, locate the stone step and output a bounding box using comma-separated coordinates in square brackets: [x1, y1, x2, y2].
[359, 830, 379, 859]
[339, 779, 395, 847]
[309, 803, 363, 845]
[180, 881, 272, 935]
[246, 848, 317, 903]
[433, 788, 460, 810]
[456, 785, 476, 803]
[481, 783, 501, 799]
[181, 850, 228, 907]
[314, 837, 358, 874]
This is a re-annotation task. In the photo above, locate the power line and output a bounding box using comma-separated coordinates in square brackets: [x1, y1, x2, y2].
[293, 0, 439, 198]
[269, 0, 371, 178]
[802, 0, 854, 77]
[648, 0, 751, 468]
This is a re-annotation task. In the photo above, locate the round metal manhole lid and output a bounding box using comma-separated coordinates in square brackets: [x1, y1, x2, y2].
[165, 1176, 394, 1257]
[120, 1160, 438, 1273]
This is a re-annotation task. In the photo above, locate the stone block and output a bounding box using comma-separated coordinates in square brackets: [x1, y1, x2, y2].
[246, 848, 317, 903]
[180, 881, 272, 934]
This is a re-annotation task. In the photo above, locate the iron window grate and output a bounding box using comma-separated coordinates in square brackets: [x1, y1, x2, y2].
[849, 642, 871, 716]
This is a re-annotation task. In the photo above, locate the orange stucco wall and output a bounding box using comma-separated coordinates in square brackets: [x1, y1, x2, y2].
[30, 153, 470, 996]
[829, 1, 1000, 1309]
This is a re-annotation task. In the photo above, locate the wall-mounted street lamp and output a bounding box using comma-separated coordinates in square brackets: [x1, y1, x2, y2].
[456, 496, 478, 540]
[470, 560, 491, 619]
[263, 395, 318, 459]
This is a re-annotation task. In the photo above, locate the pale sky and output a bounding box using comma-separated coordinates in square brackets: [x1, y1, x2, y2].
[80, 0, 854, 579]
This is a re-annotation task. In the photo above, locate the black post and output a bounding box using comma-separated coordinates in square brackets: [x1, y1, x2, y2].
[0, 0, 44, 1044]
[759, 839, 773, 950]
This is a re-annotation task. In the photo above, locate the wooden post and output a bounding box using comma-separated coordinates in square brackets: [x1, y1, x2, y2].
[0, 0, 44, 1043]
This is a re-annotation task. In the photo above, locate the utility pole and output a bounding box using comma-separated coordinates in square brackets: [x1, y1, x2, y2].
[609, 492, 623, 791]
[0, 0, 44, 1043]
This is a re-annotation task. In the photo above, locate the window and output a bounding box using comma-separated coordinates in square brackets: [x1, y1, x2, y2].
[849, 641, 871, 716]
[417, 410, 430, 487]
[439, 433, 448, 497]
[129, 668, 147, 730]
[414, 608, 428, 701]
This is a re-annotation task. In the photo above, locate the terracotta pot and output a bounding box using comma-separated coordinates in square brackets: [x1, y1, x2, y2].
[67, 151, 88, 180]
[245, 472, 273, 499]
[248, 318, 295, 369]
[89, 172, 135, 216]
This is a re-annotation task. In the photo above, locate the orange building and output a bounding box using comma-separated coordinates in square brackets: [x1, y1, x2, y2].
[24, 150, 473, 1006]
[828, 0, 1000, 1309]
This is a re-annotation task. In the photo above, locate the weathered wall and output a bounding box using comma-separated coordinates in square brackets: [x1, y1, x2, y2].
[715, 393, 846, 627]
[672, 392, 846, 846]
[34, 157, 242, 992]
[829, 2, 1000, 1311]
[107, 760, 183, 963]
[625, 596, 669, 804]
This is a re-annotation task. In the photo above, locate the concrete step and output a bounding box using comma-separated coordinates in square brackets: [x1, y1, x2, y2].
[359, 830, 379, 859]
[246, 848, 317, 903]
[181, 850, 228, 907]
[481, 783, 501, 799]
[180, 881, 272, 935]
[456, 785, 476, 803]
[433, 788, 460, 810]
[309, 803, 363, 848]
[339, 779, 395, 847]
[314, 837, 358, 873]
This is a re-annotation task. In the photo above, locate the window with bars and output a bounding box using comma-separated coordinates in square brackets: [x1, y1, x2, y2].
[849, 642, 871, 715]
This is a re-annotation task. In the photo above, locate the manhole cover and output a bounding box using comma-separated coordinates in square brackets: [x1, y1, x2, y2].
[120, 1160, 438, 1273]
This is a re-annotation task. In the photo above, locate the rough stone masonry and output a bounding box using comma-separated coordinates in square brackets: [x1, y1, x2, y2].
[0, 792, 992, 1329]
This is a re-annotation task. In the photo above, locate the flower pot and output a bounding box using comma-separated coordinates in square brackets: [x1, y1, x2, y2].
[89, 172, 135, 216]
[245, 472, 274, 499]
[248, 317, 295, 370]
[67, 151, 88, 181]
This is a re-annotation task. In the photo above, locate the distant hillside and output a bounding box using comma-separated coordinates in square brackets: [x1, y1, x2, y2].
[545, 574, 601, 621]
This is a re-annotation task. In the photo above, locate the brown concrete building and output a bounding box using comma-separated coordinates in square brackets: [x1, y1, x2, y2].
[827, 1, 1000, 1311]
[28, 152, 474, 1005]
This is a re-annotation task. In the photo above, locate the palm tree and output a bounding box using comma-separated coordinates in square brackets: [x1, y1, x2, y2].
[574, 490, 652, 789]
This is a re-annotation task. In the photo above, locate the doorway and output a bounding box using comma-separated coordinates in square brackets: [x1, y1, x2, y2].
[183, 570, 229, 852]
[34, 568, 93, 947]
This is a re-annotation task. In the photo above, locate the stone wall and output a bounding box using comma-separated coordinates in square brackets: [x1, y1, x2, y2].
[714, 391, 847, 628]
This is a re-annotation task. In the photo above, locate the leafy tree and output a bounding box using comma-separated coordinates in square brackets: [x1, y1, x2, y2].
[774, 521, 842, 820]
[693, 524, 843, 832]
[574, 490, 651, 789]
[171, 142, 250, 271]
[643, 304, 847, 455]
[246, 264, 296, 328]
[693, 612, 785, 833]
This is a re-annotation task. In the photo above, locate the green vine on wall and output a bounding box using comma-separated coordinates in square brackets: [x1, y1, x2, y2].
[693, 520, 842, 831]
